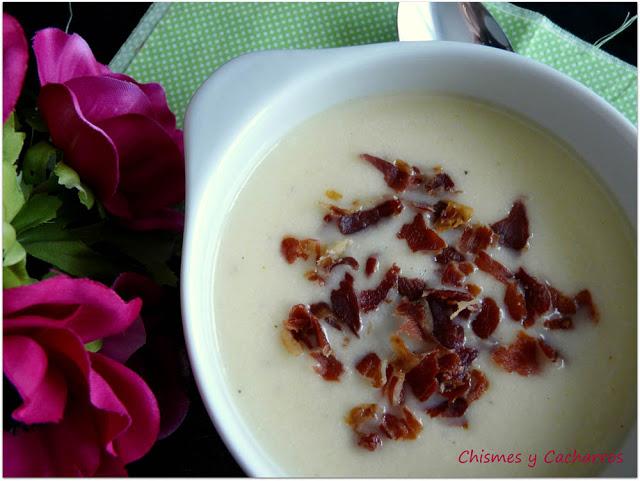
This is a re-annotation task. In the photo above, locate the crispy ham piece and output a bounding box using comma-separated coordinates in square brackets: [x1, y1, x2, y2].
[330, 272, 361, 336]
[397, 214, 446, 252]
[432, 200, 473, 231]
[398, 276, 428, 301]
[326, 198, 404, 235]
[360, 265, 400, 312]
[356, 353, 386, 388]
[492, 331, 540, 376]
[310, 351, 344, 381]
[361, 153, 422, 192]
[425, 172, 456, 195]
[459, 224, 495, 254]
[365, 256, 379, 277]
[280, 237, 323, 264]
[380, 407, 423, 440]
[491, 200, 530, 250]
[474, 251, 513, 284]
[471, 298, 501, 339]
[515, 268, 552, 327]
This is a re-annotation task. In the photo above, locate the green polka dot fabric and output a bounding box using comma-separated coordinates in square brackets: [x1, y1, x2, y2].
[110, 2, 637, 127]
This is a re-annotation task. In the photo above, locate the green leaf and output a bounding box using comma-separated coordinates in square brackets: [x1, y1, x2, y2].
[85, 339, 103, 353]
[3, 160, 25, 223]
[23, 141, 58, 185]
[24, 239, 119, 279]
[101, 230, 178, 286]
[3, 221, 26, 267]
[3, 113, 25, 166]
[3, 114, 26, 222]
[12, 193, 62, 234]
[3, 257, 30, 288]
[54, 161, 95, 209]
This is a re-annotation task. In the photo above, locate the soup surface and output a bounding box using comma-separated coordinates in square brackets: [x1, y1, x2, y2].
[212, 94, 636, 476]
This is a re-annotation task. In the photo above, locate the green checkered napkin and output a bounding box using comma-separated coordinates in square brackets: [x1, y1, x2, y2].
[110, 2, 637, 126]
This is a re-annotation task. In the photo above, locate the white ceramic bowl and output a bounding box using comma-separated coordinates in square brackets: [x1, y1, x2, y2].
[181, 41, 637, 477]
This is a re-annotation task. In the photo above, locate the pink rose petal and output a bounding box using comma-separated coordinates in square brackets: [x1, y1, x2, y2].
[4, 335, 67, 424]
[64, 75, 156, 124]
[98, 113, 185, 218]
[4, 275, 142, 343]
[38, 83, 120, 199]
[3, 13, 28, 122]
[90, 352, 160, 464]
[33, 28, 110, 85]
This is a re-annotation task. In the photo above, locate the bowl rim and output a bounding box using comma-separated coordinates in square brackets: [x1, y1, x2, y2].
[181, 40, 637, 477]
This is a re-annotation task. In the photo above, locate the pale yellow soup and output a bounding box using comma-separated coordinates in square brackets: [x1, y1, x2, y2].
[212, 94, 636, 476]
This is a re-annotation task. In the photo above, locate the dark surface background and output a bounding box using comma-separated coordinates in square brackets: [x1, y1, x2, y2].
[3, 2, 637, 477]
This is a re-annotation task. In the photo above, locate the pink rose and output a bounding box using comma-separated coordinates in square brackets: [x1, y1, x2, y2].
[3, 13, 28, 122]
[34, 29, 185, 231]
[3, 275, 160, 476]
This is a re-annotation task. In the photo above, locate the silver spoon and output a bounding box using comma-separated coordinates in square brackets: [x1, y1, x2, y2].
[397, 2, 513, 51]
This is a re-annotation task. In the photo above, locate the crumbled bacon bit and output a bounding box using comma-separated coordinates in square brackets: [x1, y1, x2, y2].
[575, 289, 599, 322]
[467, 369, 489, 403]
[380, 407, 423, 440]
[304, 270, 325, 285]
[396, 300, 431, 342]
[458, 262, 474, 275]
[406, 353, 439, 401]
[466, 283, 482, 297]
[283, 304, 330, 352]
[330, 272, 361, 336]
[548, 285, 577, 316]
[357, 432, 383, 451]
[427, 289, 474, 303]
[425, 172, 456, 195]
[327, 256, 359, 272]
[427, 297, 464, 349]
[490, 200, 530, 250]
[397, 214, 446, 252]
[360, 265, 401, 312]
[434, 246, 466, 265]
[492, 331, 539, 376]
[281, 237, 322, 264]
[346, 404, 382, 450]
[389, 334, 422, 372]
[471, 298, 501, 339]
[365, 256, 378, 277]
[310, 351, 344, 381]
[398, 276, 427, 301]
[432, 200, 473, 232]
[356, 353, 386, 388]
[346, 403, 378, 429]
[459, 224, 495, 254]
[440, 262, 466, 287]
[537, 338, 560, 362]
[325, 189, 343, 200]
[474, 251, 513, 284]
[361, 154, 422, 192]
[544, 317, 573, 330]
[515, 268, 551, 327]
[309, 302, 341, 331]
[504, 282, 526, 322]
[427, 398, 468, 418]
[382, 370, 406, 406]
[334, 198, 404, 235]
[456, 346, 478, 367]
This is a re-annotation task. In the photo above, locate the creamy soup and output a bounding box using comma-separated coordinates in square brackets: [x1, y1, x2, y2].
[212, 94, 636, 476]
